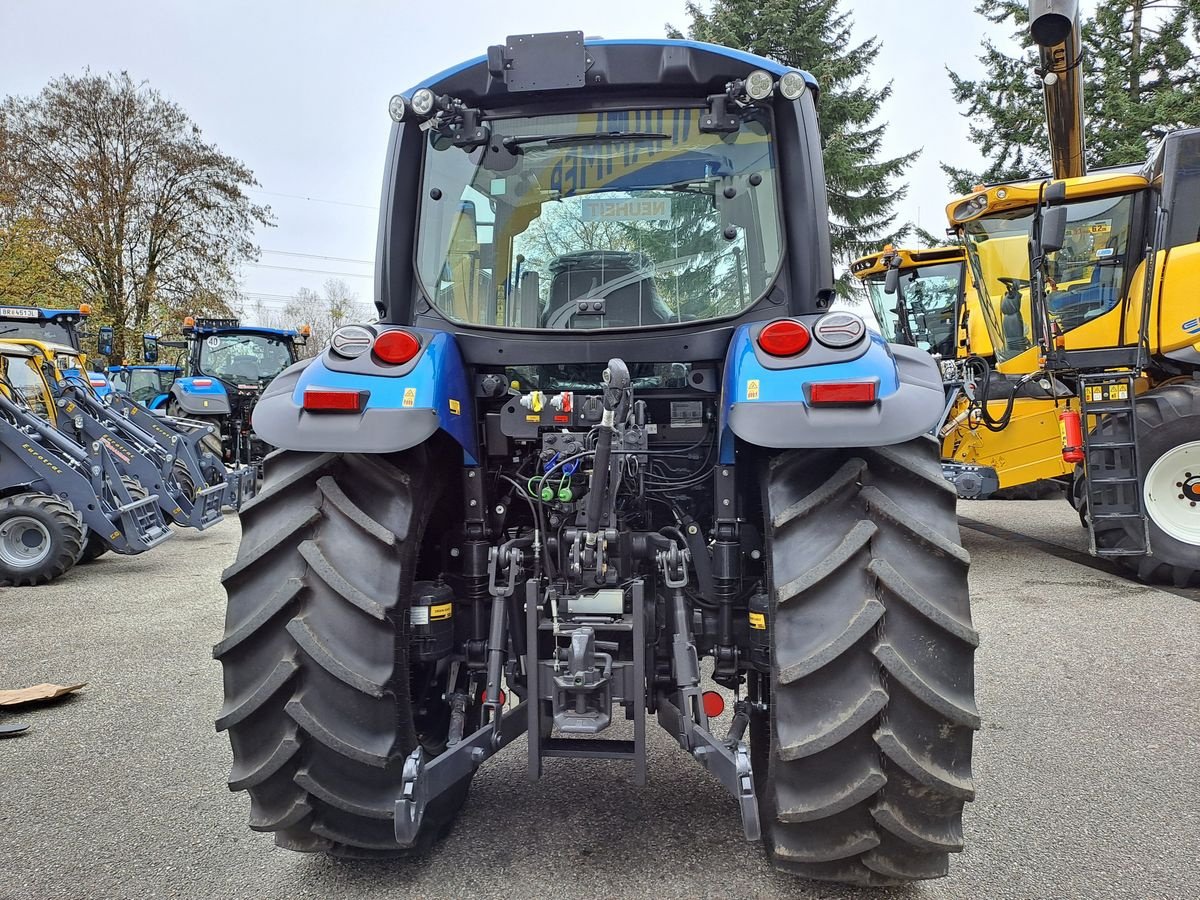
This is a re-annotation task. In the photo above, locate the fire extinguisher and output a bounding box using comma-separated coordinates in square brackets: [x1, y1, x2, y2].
[1059, 407, 1085, 463]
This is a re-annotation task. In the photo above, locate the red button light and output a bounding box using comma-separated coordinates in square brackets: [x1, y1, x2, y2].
[302, 388, 367, 412]
[757, 320, 811, 357]
[810, 382, 877, 405]
[373, 329, 421, 365]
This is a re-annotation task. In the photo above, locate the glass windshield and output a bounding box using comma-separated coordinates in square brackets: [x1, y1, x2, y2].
[1, 354, 53, 419]
[865, 261, 962, 355]
[0, 318, 78, 349]
[416, 108, 783, 331]
[198, 334, 293, 384]
[963, 193, 1135, 362]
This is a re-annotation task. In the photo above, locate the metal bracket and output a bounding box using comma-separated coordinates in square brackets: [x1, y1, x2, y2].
[394, 700, 528, 847]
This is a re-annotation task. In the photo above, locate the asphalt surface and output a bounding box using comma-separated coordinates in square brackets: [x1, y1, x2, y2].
[1, 498, 1197, 900]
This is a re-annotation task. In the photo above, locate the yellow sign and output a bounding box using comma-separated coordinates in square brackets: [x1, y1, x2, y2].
[429, 603, 453, 621]
[746, 379, 760, 401]
[402, 387, 417, 408]
[448, 399, 461, 416]
[748, 611, 766, 631]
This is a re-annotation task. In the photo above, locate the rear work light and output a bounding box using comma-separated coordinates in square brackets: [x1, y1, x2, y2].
[810, 382, 877, 405]
[372, 329, 421, 365]
[302, 388, 368, 413]
[757, 320, 811, 357]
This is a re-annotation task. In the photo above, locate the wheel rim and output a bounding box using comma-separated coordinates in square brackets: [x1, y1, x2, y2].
[1143, 440, 1200, 544]
[0, 515, 53, 569]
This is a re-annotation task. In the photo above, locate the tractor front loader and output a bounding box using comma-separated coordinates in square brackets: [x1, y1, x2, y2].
[215, 35, 979, 886]
[0, 385, 171, 585]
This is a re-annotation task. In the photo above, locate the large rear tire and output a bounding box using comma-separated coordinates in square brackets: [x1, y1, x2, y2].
[1088, 382, 1200, 586]
[215, 448, 470, 854]
[753, 435, 979, 885]
[0, 492, 85, 587]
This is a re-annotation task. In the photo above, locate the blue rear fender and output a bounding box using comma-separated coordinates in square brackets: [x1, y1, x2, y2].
[719, 323, 945, 463]
[171, 376, 231, 415]
[252, 329, 478, 464]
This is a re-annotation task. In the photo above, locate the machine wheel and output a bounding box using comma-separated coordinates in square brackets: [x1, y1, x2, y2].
[168, 400, 224, 460]
[215, 448, 470, 854]
[1089, 382, 1200, 586]
[0, 492, 85, 587]
[753, 435, 978, 885]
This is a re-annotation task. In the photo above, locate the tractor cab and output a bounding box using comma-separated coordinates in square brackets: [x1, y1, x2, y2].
[0, 342, 57, 424]
[852, 245, 965, 357]
[106, 364, 182, 409]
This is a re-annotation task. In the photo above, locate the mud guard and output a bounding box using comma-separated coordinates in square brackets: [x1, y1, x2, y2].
[719, 325, 945, 462]
[252, 329, 479, 464]
[170, 377, 231, 416]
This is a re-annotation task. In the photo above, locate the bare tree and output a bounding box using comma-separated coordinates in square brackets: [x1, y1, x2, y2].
[0, 72, 272, 356]
[250, 278, 370, 358]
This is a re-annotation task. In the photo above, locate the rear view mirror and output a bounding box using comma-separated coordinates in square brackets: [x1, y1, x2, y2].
[97, 325, 115, 358]
[884, 265, 900, 295]
[1040, 206, 1068, 254]
[142, 334, 159, 364]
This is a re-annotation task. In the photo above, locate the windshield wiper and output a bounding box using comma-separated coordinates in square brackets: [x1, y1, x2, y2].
[502, 131, 670, 152]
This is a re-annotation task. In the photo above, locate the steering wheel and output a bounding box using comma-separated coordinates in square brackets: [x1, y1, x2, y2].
[997, 276, 1031, 293]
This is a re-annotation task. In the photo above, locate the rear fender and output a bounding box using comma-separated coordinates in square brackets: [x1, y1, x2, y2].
[252, 329, 478, 463]
[171, 377, 231, 416]
[719, 322, 944, 462]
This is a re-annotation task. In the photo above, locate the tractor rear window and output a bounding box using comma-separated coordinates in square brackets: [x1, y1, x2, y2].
[416, 107, 783, 330]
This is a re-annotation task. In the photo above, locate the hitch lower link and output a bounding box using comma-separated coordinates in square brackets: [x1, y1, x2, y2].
[655, 545, 761, 841]
[394, 544, 529, 847]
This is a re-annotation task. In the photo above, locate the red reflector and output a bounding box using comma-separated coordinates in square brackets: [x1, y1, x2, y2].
[373, 329, 420, 365]
[810, 382, 877, 405]
[757, 320, 811, 357]
[302, 388, 366, 412]
[702, 690, 725, 718]
[193, 378, 213, 387]
[481, 689, 507, 706]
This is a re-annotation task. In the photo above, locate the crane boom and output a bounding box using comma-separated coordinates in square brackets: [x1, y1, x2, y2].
[1029, 0, 1086, 179]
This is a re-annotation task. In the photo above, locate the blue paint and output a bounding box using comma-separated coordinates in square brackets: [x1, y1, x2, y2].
[717, 325, 902, 463]
[292, 330, 478, 464]
[411, 38, 816, 92]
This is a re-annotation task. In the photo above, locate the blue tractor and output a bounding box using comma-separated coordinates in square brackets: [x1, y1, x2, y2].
[105, 363, 181, 410]
[155, 317, 307, 469]
[216, 35, 978, 886]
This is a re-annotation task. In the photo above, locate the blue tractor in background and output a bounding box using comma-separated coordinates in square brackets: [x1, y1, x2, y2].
[151, 317, 307, 470]
[105, 363, 182, 410]
[215, 35, 979, 886]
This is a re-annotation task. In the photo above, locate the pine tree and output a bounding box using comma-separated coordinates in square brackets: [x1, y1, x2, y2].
[945, 0, 1200, 193]
[669, 0, 917, 291]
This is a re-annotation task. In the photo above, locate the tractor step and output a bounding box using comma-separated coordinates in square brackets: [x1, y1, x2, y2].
[1079, 372, 1149, 557]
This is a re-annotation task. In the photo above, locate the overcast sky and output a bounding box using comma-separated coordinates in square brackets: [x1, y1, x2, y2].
[1, 0, 1022, 321]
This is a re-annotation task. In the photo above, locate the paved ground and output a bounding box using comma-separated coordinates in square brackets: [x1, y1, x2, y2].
[1, 498, 1196, 900]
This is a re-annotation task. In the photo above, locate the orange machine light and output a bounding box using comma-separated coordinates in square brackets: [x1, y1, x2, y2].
[183, 316, 196, 328]
[1059, 408, 1085, 464]
[299, 323, 312, 336]
[78, 303, 92, 316]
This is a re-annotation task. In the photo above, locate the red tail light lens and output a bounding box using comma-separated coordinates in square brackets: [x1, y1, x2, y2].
[373, 329, 420, 365]
[702, 690, 725, 718]
[302, 388, 368, 412]
[757, 320, 811, 357]
[810, 382, 877, 405]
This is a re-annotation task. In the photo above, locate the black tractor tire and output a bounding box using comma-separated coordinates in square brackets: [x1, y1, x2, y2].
[168, 400, 225, 460]
[79, 477, 149, 563]
[1088, 382, 1200, 586]
[0, 492, 85, 587]
[215, 448, 470, 854]
[753, 435, 979, 886]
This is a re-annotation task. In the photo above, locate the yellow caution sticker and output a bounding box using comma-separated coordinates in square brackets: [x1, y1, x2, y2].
[748, 611, 766, 630]
[429, 602, 453, 621]
[746, 379, 760, 401]
[448, 399, 461, 415]
[526, 414, 540, 422]
[202, 400, 209, 408]
[402, 387, 416, 408]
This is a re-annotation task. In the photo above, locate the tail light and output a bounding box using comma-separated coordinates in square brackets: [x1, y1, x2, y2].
[757, 320, 811, 357]
[372, 329, 421, 365]
[810, 382, 877, 405]
[303, 388, 368, 412]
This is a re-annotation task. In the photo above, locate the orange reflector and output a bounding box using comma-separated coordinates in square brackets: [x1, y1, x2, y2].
[757, 320, 811, 357]
[702, 691, 725, 718]
[78, 303, 92, 316]
[810, 382, 877, 405]
[373, 329, 421, 365]
[302, 388, 367, 412]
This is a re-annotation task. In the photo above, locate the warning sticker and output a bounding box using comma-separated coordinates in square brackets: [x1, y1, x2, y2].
[429, 603, 453, 621]
[748, 611, 766, 630]
[402, 387, 416, 408]
[746, 379, 760, 401]
[448, 399, 461, 415]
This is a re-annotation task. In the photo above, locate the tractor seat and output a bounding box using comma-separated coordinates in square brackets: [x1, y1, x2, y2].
[543, 251, 674, 329]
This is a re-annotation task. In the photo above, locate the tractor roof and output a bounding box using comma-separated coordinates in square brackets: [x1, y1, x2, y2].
[0, 305, 88, 322]
[412, 38, 817, 104]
